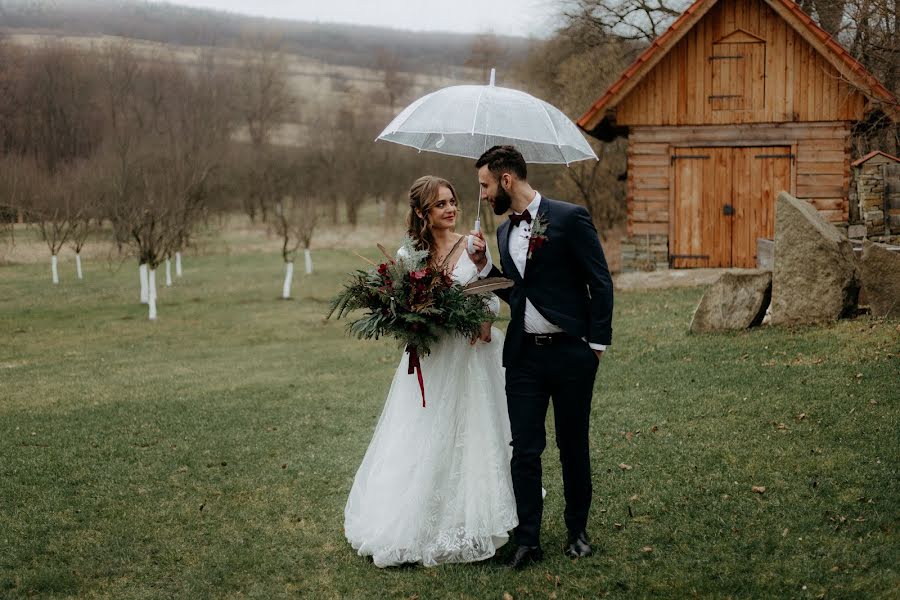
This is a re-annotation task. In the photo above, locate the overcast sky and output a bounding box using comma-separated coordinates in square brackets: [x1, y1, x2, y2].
[149, 0, 560, 37]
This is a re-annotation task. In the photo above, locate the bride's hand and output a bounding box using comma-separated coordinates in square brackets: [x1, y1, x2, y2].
[470, 321, 492, 345]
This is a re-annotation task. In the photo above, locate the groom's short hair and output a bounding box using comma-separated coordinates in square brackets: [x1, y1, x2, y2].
[475, 145, 527, 181]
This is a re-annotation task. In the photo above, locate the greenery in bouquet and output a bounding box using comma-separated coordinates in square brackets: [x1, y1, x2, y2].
[326, 237, 497, 357]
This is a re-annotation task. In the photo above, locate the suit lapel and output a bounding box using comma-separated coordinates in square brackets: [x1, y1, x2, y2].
[523, 199, 551, 280]
[498, 220, 522, 284]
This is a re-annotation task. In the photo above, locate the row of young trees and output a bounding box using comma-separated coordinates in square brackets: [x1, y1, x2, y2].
[0, 37, 313, 318]
[0, 34, 544, 319]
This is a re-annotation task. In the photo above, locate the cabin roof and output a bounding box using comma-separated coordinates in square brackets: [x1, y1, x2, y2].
[851, 150, 900, 167]
[577, 0, 898, 132]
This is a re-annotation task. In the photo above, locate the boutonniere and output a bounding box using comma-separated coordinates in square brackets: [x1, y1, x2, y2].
[527, 213, 549, 259]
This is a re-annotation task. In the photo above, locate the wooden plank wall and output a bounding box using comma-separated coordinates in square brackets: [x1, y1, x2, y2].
[616, 0, 866, 126]
[627, 139, 670, 236]
[627, 122, 851, 238]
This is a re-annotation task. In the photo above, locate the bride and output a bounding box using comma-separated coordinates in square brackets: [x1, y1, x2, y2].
[344, 175, 518, 567]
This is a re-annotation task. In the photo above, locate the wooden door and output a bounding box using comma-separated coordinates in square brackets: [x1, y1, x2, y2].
[671, 147, 732, 268]
[709, 40, 766, 112]
[671, 146, 791, 268]
[731, 146, 792, 267]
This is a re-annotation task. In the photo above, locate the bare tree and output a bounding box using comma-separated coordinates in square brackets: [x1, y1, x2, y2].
[95, 42, 154, 301]
[842, 0, 899, 154]
[67, 163, 101, 280]
[164, 49, 234, 284]
[563, 0, 689, 42]
[374, 48, 410, 113]
[20, 41, 104, 174]
[273, 185, 319, 298]
[0, 41, 104, 281]
[517, 22, 631, 234]
[96, 44, 232, 318]
[30, 161, 85, 284]
[465, 33, 506, 81]
[0, 154, 33, 261]
[232, 38, 296, 223]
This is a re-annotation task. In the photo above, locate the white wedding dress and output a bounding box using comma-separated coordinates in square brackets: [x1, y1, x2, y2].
[344, 250, 518, 567]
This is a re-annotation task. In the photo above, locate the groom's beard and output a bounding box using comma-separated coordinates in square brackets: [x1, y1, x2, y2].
[492, 185, 512, 216]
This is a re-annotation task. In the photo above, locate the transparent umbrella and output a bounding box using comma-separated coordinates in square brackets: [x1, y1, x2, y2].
[376, 69, 598, 238]
[377, 69, 598, 165]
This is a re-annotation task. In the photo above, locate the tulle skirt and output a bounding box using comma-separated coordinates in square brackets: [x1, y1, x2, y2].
[344, 328, 518, 567]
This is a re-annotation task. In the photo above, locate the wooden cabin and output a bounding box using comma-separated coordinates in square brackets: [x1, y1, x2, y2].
[578, 0, 898, 270]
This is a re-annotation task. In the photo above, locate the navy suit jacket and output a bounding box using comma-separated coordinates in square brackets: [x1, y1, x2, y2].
[489, 197, 613, 367]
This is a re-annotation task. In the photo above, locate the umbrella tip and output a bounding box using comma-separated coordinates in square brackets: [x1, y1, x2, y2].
[489, 68, 495, 86]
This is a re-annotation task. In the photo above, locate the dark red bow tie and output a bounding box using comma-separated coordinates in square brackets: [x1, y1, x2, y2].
[509, 210, 532, 227]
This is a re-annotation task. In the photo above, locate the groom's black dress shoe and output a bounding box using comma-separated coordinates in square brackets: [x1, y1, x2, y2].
[506, 545, 543, 569]
[565, 530, 593, 558]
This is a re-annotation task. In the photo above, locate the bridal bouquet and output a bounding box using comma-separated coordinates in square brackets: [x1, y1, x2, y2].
[327, 237, 511, 406]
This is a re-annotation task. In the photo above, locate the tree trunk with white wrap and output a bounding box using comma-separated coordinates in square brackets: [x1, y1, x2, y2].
[139, 263, 149, 304]
[282, 260, 294, 299]
[148, 268, 158, 320]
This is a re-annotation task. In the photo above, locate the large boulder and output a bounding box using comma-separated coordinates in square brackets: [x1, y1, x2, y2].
[860, 241, 900, 318]
[690, 270, 772, 333]
[771, 192, 860, 325]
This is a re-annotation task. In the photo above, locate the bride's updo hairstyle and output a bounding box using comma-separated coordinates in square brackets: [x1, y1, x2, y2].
[406, 175, 459, 257]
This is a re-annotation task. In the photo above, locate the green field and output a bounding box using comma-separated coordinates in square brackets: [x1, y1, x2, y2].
[1, 238, 897, 599]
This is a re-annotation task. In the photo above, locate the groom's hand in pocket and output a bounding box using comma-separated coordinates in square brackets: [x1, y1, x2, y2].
[471, 321, 492, 345]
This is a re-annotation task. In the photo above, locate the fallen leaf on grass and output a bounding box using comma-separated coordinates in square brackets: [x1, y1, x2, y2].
[650, 425, 659, 433]
[619, 463, 633, 471]
[751, 486, 766, 494]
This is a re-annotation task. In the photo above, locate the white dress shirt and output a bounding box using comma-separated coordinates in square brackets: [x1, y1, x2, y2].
[479, 191, 607, 352]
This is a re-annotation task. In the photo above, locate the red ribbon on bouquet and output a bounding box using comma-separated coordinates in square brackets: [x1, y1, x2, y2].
[406, 345, 425, 408]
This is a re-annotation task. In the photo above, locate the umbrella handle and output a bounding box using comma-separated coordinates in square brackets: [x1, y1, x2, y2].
[466, 218, 481, 254]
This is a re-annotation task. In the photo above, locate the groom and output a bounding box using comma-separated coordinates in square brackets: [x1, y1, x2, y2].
[469, 145, 613, 569]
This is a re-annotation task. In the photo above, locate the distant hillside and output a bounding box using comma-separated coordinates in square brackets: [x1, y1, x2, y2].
[0, 0, 533, 75]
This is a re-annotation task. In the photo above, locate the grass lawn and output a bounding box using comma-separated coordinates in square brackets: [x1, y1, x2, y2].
[1, 239, 897, 599]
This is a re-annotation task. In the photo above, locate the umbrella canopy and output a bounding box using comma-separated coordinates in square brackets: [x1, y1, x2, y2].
[376, 70, 598, 165]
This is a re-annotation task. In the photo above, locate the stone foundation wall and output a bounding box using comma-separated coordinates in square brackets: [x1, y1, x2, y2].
[620, 234, 669, 272]
[857, 163, 886, 235]
[885, 163, 900, 233]
[853, 161, 900, 240]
